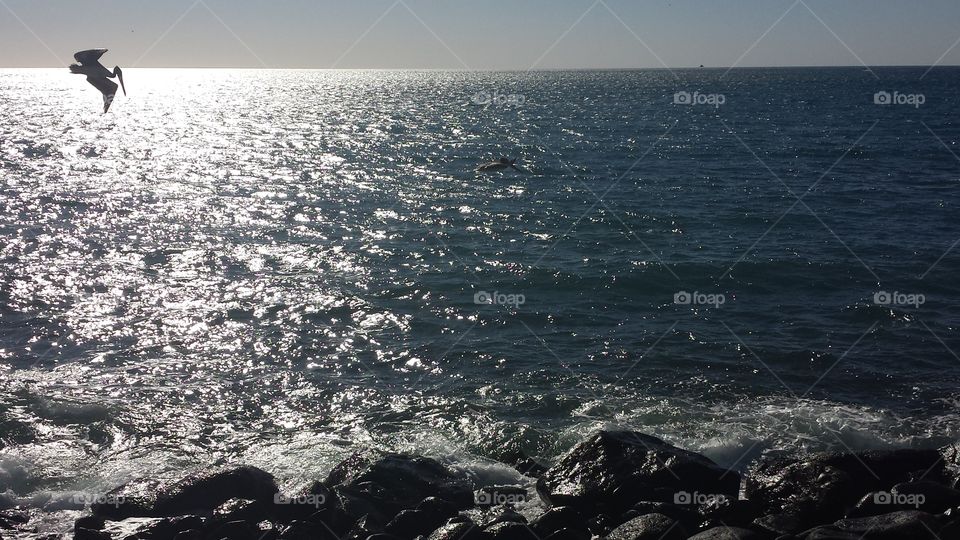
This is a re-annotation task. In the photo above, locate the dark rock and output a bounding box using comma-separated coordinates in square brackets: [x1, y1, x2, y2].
[687, 527, 767, 539]
[306, 506, 353, 536]
[476, 507, 526, 529]
[155, 466, 279, 516]
[483, 521, 531, 540]
[75, 515, 107, 531]
[416, 497, 459, 521]
[800, 510, 941, 539]
[542, 528, 590, 540]
[538, 431, 739, 512]
[214, 497, 270, 522]
[427, 522, 484, 540]
[629, 501, 700, 529]
[743, 449, 944, 533]
[276, 485, 333, 522]
[74, 529, 111, 540]
[171, 531, 202, 540]
[605, 513, 686, 540]
[697, 497, 763, 529]
[892, 480, 960, 513]
[530, 507, 586, 537]
[347, 514, 385, 540]
[366, 535, 403, 540]
[280, 520, 339, 540]
[752, 512, 807, 537]
[207, 519, 259, 540]
[385, 509, 449, 538]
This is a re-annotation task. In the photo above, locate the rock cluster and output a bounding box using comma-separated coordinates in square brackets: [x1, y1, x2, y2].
[20, 430, 957, 539]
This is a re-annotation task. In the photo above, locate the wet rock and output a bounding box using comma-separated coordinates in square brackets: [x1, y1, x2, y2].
[385, 509, 449, 538]
[800, 510, 941, 539]
[475, 507, 526, 529]
[307, 506, 353, 535]
[346, 514, 385, 540]
[427, 521, 484, 540]
[416, 497, 459, 521]
[687, 527, 766, 539]
[605, 513, 687, 540]
[207, 519, 259, 540]
[891, 480, 960, 513]
[155, 466, 279, 516]
[696, 497, 763, 529]
[325, 451, 473, 523]
[92, 477, 166, 519]
[542, 528, 590, 540]
[214, 497, 270, 522]
[743, 449, 944, 533]
[483, 521, 530, 540]
[366, 535, 403, 540]
[280, 520, 339, 540]
[538, 431, 740, 512]
[752, 512, 807, 537]
[530, 506, 586, 537]
[171, 531, 202, 540]
[75, 515, 106, 531]
[74, 529, 111, 540]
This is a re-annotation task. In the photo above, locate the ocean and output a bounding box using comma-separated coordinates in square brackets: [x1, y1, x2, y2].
[1, 67, 959, 533]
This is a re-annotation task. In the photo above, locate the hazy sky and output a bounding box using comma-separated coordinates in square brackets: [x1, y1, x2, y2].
[2, 0, 959, 69]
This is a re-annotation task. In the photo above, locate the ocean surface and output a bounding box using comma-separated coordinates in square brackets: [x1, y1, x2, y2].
[1, 67, 959, 532]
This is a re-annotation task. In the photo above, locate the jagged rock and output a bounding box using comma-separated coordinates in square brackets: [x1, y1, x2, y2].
[75, 515, 106, 531]
[605, 513, 687, 540]
[743, 449, 944, 533]
[74, 529, 111, 540]
[280, 520, 339, 540]
[172, 530, 202, 540]
[538, 431, 740, 512]
[543, 528, 591, 540]
[416, 497, 459, 521]
[214, 497, 270, 522]
[207, 519, 259, 540]
[800, 510, 941, 539]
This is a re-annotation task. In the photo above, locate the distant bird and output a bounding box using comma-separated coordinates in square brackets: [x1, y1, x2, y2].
[476, 157, 521, 173]
[69, 49, 126, 113]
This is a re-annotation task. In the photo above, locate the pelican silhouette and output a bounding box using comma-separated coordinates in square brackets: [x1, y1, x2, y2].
[69, 49, 126, 113]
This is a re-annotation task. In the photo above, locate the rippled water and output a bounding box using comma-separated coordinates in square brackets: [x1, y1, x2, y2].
[1, 67, 959, 532]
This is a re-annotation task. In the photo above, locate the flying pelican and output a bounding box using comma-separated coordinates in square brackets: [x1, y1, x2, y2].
[476, 157, 522, 173]
[69, 49, 126, 113]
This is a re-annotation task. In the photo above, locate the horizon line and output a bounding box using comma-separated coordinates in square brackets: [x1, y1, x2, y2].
[2, 64, 959, 71]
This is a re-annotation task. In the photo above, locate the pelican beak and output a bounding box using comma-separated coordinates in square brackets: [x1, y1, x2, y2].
[115, 67, 127, 96]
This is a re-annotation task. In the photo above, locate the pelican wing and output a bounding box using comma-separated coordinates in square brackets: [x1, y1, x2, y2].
[86, 76, 118, 113]
[74, 49, 108, 65]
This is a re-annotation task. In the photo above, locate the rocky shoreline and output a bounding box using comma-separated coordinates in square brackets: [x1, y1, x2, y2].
[4, 430, 960, 540]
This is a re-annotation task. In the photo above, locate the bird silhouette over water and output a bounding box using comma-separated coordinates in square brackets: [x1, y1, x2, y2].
[69, 49, 126, 113]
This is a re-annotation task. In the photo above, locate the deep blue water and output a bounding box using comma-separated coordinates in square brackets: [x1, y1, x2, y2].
[0, 67, 959, 527]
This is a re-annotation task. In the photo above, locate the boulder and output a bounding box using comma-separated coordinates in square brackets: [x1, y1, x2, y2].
[385, 509, 449, 538]
[280, 520, 340, 540]
[74, 529, 111, 540]
[427, 522, 485, 540]
[743, 449, 943, 533]
[800, 510, 941, 539]
[325, 451, 473, 523]
[529, 507, 587, 537]
[538, 431, 740, 512]
[155, 466, 279, 516]
[604, 513, 686, 540]
[543, 528, 591, 540]
[483, 521, 530, 540]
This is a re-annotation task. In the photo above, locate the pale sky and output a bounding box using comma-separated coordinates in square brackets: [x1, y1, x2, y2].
[2, 0, 959, 69]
